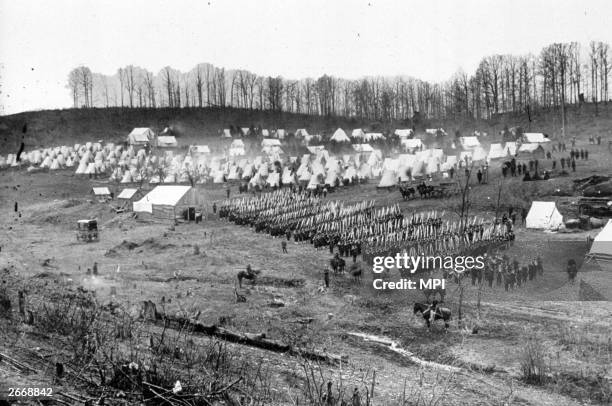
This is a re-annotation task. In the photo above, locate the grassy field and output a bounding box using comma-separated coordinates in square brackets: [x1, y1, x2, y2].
[1, 106, 612, 405]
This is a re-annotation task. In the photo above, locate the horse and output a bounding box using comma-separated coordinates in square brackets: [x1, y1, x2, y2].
[413, 302, 451, 329]
[399, 185, 416, 200]
[330, 256, 346, 274]
[417, 184, 434, 198]
[237, 269, 260, 288]
[349, 263, 362, 283]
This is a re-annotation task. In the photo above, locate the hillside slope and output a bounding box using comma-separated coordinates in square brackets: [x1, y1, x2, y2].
[1, 104, 611, 154]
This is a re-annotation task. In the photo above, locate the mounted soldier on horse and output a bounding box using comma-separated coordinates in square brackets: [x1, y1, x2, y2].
[237, 264, 260, 288]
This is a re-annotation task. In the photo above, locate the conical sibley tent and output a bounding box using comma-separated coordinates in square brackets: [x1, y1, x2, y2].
[330, 128, 350, 143]
[377, 170, 397, 188]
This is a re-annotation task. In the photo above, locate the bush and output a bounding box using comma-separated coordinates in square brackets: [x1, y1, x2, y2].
[519, 336, 549, 385]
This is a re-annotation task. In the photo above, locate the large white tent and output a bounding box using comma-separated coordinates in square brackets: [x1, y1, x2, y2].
[526, 201, 563, 230]
[133, 185, 197, 218]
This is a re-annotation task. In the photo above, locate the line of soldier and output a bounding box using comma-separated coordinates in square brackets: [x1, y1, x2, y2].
[471, 254, 544, 291]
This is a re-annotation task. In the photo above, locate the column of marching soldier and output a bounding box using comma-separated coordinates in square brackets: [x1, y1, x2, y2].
[219, 189, 513, 263]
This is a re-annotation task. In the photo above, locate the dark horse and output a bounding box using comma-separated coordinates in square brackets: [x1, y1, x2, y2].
[330, 255, 346, 274]
[416, 184, 435, 198]
[413, 302, 452, 329]
[237, 269, 260, 288]
[399, 185, 416, 200]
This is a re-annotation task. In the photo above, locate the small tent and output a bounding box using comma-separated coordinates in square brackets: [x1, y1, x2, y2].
[128, 128, 155, 145]
[401, 139, 423, 151]
[351, 129, 365, 139]
[518, 144, 545, 158]
[92, 187, 111, 201]
[587, 220, 612, 262]
[295, 129, 309, 137]
[330, 128, 350, 143]
[267, 172, 280, 187]
[394, 129, 414, 138]
[190, 145, 210, 154]
[488, 143, 505, 160]
[460, 136, 481, 149]
[523, 133, 550, 143]
[353, 144, 374, 153]
[157, 136, 178, 148]
[261, 139, 281, 147]
[364, 132, 384, 142]
[118, 188, 139, 200]
[526, 201, 563, 230]
[377, 170, 397, 188]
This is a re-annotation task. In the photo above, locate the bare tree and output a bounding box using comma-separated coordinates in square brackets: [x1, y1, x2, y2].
[67, 68, 80, 107]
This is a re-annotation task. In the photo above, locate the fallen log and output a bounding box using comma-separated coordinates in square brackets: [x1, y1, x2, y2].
[141, 301, 345, 365]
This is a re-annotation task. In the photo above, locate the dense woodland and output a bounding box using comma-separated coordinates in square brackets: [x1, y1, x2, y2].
[68, 41, 611, 123]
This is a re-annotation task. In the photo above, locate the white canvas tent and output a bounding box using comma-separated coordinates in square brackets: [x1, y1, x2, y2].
[401, 139, 423, 151]
[128, 128, 155, 145]
[351, 129, 365, 139]
[488, 143, 505, 159]
[526, 202, 563, 230]
[118, 188, 139, 200]
[261, 139, 281, 147]
[92, 187, 111, 197]
[330, 128, 350, 143]
[504, 142, 518, 156]
[523, 133, 550, 143]
[460, 136, 481, 149]
[222, 129, 232, 138]
[378, 170, 397, 188]
[363, 133, 384, 141]
[353, 144, 374, 153]
[295, 129, 309, 137]
[587, 220, 612, 262]
[190, 145, 210, 154]
[133, 185, 197, 219]
[157, 136, 178, 147]
[394, 129, 414, 138]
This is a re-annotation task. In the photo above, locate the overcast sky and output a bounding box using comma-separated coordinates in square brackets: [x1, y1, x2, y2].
[1, 0, 611, 115]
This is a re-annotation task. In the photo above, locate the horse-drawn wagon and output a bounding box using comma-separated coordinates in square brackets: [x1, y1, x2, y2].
[76, 219, 99, 242]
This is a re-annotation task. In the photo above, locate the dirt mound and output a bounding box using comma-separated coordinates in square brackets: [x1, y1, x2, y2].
[257, 276, 305, 288]
[141, 237, 176, 251]
[105, 240, 139, 257]
[105, 238, 176, 257]
[583, 180, 612, 197]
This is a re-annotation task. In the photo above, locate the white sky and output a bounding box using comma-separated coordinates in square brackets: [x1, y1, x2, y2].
[1, 0, 611, 115]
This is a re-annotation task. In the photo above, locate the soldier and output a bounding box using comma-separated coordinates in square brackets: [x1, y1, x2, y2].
[323, 266, 330, 288]
[281, 240, 287, 254]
